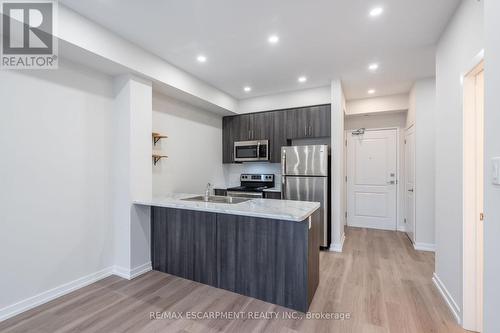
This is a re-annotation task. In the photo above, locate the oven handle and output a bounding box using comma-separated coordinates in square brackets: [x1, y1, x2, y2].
[227, 191, 263, 198]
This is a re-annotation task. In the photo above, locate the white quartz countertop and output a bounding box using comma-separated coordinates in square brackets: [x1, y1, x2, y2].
[134, 193, 319, 222]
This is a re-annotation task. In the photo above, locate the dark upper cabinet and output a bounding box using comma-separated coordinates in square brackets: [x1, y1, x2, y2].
[222, 117, 235, 163]
[285, 107, 308, 139]
[222, 104, 330, 164]
[270, 111, 287, 163]
[309, 104, 331, 138]
[238, 112, 270, 141]
[250, 112, 271, 141]
[234, 114, 250, 141]
[286, 105, 331, 139]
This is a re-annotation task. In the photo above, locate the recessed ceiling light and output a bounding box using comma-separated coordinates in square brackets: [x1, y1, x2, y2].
[268, 35, 279, 44]
[368, 63, 379, 71]
[298, 76, 307, 83]
[368, 89, 376, 94]
[196, 55, 207, 63]
[369, 7, 384, 17]
[243, 86, 252, 92]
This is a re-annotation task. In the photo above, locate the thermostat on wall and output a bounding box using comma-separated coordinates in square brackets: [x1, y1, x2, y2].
[492, 157, 500, 185]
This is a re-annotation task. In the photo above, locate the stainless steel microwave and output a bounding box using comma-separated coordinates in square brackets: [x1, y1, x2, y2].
[234, 140, 269, 162]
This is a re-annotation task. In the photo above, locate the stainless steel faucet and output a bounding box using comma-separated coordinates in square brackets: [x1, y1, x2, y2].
[204, 182, 212, 200]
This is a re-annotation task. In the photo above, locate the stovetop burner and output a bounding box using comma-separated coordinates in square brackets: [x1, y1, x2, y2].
[227, 174, 275, 193]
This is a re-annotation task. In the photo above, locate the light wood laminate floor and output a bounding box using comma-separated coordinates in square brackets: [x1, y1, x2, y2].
[0, 228, 466, 333]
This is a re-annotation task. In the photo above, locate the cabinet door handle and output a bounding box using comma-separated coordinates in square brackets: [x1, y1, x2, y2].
[309, 125, 312, 136]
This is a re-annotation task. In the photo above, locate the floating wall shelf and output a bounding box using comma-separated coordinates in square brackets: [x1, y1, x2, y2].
[152, 132, 168, 145]
[153, 154, 168, 165]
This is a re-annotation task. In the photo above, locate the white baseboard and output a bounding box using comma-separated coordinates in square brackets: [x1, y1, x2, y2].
[113, 262, 152, 280]
[0, 262, 153, 323]
[397, 225, 406, 232]
[0, 266, 114, 322]
[413, 242, 436, 252]
[329, 232, 346, 252]
[347, 222, 396, 231]
[432, 273, 461, 324]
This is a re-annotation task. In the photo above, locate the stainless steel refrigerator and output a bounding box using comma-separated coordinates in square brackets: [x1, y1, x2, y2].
[281, 145, 330, 248]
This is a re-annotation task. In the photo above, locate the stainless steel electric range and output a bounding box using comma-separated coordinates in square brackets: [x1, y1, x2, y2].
[226, 174, 275, 198]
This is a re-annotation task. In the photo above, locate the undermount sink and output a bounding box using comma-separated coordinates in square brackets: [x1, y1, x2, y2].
[182, 195, 251, 204]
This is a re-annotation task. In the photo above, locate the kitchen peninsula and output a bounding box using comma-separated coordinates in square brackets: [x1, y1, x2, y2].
[134, 194, 320, 312]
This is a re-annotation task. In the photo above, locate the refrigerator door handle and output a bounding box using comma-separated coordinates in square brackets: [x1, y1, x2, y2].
[281, 150, 286, 176]
[281, 151, 286, 199]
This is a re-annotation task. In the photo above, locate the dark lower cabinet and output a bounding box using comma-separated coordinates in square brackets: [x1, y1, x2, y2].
[151, 208, 217, 286]
[264, 191, 282, 199]
[214, 188, 227, 196]
[218, 214, 312, 312]
[151, 207, 320, 312]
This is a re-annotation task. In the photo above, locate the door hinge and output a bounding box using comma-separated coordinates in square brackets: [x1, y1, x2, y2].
[345, 176, 347, 182]
[404, 218, 407, 224]
[480, 213, 484, 221]
[404, 139, 407, 144]
[345, 212, 347, 218]
[345, 140, 347, 146]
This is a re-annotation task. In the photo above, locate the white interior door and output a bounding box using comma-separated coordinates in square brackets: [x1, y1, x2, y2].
[463, 61, 484, 332]
[346, 129, 398, 230]
[404, 127, 416, 243]
[475, 68, 484, 333]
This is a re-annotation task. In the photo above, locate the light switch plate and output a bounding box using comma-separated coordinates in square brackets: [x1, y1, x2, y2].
[492, 157, 500, 185]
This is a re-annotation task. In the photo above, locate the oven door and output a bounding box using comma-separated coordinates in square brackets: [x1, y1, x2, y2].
[226, 191, 264, 199]
[234, 140, 269, 162]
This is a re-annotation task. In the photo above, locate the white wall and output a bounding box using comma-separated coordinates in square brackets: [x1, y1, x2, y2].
[237, 86, 331, 114]
[0, 61, 115, 317]
[407, 87, 416, 128]
[345, 111, 408, 231]
[483, 1, 500, 331]
[152, 92, 226, 195]
[434, 0, 483, 321]
[330, 80, 346, 251]
[112, 76, 152, 275]
[346, 93, 409, 115]
[412, 78, 436, 247]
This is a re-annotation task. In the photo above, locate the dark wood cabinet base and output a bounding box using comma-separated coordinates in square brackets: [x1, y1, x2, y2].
[151, 207, 319, 312]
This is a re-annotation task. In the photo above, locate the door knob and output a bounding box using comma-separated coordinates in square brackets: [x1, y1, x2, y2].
[387, 180, 395, 185]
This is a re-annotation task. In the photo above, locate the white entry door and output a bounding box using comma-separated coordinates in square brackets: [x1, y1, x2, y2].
[405, 127, 416, 242]
[346, 129, 398, 230]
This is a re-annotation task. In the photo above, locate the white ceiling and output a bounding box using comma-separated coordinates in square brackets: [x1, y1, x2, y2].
[59, 0, 459, 100]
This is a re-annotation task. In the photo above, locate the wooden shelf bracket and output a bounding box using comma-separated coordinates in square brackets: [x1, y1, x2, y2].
[152, 132, 168, 145]
[153, 154, 168, 165]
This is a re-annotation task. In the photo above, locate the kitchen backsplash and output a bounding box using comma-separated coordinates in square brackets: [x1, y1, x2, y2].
[221, 163, 281, 188]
